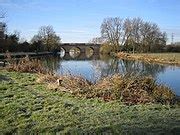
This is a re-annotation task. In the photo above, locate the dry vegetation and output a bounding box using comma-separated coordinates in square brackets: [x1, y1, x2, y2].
[5, 56, 49, 74]
[37, 73, 175, 105]
[117, 52, 180, 66]
[1, 70, 180, 134]
[4, 56, 176, 105]
[1, 57, 180, 134]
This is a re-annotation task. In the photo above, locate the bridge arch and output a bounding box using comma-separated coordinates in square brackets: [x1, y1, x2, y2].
[59, 43, 101, 59]
[85, 47, 94, 58]
[69, 46, 81, 58]
[60, 47, 66, 58]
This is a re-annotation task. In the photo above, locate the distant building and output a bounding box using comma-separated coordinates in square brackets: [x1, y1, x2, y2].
[0, 22, 6, 39]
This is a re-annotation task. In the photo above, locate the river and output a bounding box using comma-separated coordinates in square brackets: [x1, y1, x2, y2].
[40, 54, 180, 96]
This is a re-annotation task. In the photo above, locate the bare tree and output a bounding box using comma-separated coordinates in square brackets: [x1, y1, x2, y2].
[131, 18, 143, 53]
[101, 17, 123, 51]
[32, 25, 61, 51]
[0, 10, 6, 39]
[139, 22, 166, 52]
[89, 37, 105, 44]
[122, 18, 134, 52]
[100, 17, 167, 53]
[122, 18, 132, 44]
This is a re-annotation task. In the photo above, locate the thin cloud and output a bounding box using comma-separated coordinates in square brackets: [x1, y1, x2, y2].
[28, 29, 38, 32]
[60, 30, 87, 34]
[0, 0, 63, 12]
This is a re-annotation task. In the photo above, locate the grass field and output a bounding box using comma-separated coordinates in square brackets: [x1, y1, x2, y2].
[136, 53, 180, 62]
[0, 70, 180, 134]
[117, 53, 180, 66]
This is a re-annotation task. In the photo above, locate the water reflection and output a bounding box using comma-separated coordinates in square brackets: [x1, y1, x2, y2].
[39, 54, 180, 95]
[40, 56, 62, 72]
[89, 57, 166, 80]
[69, 47, 81, 58]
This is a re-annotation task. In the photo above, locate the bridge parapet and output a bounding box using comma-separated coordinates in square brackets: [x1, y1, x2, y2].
[59, 43, 101, 53]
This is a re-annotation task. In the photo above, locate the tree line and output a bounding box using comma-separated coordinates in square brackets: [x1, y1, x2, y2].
[91, 17, 169, 53]
[0, 25, 61, 53]
[1, 15, 180, 53]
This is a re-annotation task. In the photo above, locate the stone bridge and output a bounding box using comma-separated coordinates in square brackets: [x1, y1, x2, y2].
[60, 43, 100, 53]
[59, 43, 101, 59]
[60, 53, 100, 60]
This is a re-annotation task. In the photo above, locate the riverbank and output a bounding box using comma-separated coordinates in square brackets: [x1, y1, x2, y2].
[0, 52, 53, 59]
[116, 53, 180, 66]
[0, 70, 180, 134]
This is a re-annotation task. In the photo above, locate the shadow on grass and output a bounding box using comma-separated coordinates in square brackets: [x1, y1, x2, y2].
[80, 119, 180, 135]
[0, 74, 11, 82]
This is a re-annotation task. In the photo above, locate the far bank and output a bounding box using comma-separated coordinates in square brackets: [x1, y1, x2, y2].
[116, 53, 180, 67]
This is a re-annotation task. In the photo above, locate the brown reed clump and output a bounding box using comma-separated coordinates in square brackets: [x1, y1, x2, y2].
[152, 85, 175, 104]
[6, 56, 48, 74]
[37, 73, 176, 105]
[92, 75, 153, 104]
[93, 75, 175, 105]
[93, 75, 173, 105]
[37, 74, 91, 96]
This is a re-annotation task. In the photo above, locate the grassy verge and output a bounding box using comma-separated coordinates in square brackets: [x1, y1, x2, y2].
[117, 52, 180, 66]
[0, 70, 180, 134]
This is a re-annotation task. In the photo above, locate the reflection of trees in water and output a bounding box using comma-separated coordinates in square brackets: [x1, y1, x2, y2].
[85, 47, 94, 58]
[91, 57, 166, 79]
[39, 55, 166, 82]
[69, 47, 81, 58]
[139, 62, 166, 77]
[40, 56, 62, 72]
[90, 56, 121, 79]
[119, 59, 166, 77]
[101, 58, 120, 77]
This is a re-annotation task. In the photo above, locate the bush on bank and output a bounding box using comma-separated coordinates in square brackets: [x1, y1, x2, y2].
[4, 56, 176, 105]
[1, 58, 180, 134]
[0, 70, 180, 134]
[38, 73, 175, 105]
[100, 44, 115, 54]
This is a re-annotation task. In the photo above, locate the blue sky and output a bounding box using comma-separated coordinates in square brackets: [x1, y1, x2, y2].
[0, 0, 180, 43]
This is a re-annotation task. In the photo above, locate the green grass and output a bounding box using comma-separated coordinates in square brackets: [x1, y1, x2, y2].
[138, 53, 180, 60]
[0, 70, 180, 134]
[134, 53, 180, 64]
[117, 52, 180, 66]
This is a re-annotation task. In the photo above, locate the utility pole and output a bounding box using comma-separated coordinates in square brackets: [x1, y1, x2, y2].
[0, 13, 5, 39]
[171, 33, 174, 45]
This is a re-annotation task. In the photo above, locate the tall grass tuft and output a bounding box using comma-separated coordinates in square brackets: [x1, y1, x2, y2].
[3, 53, 175, 105]
[37, 73, 175, 105]
[93, 74, 175, 105]
[6, 56, 49, 74]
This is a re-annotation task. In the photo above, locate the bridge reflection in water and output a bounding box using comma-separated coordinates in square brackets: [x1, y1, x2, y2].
[59, 43, 101, 60]
[40, 54, 180, 95]
[59, 52, 100, 60]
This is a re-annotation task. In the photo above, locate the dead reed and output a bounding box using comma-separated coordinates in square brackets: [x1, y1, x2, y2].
[6, 56, 49, 74]
[37, 73, 175, 105]
[4, 54, 175, 105]
[117, 52, 180, 66]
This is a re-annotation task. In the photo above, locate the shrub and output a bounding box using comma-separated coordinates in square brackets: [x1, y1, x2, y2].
[37, 73, 176, 105]
[152, 85, 175, 104]
[100, 44, 114, 54]
[6, 56, 48, 74]
[93, 75, 175, 104]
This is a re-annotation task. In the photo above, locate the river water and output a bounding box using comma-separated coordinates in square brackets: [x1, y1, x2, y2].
[40, 54, 180, 96]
